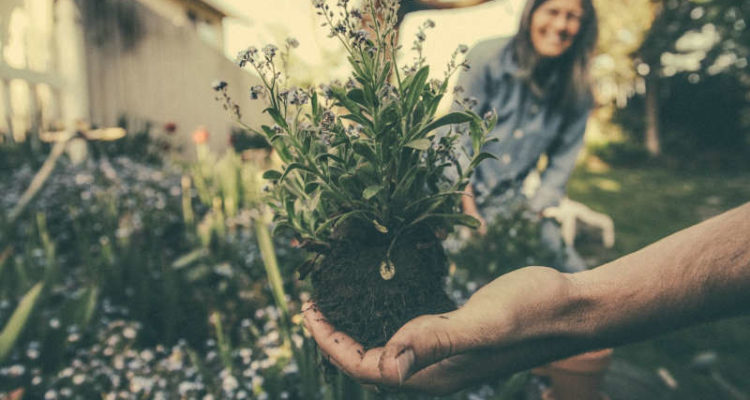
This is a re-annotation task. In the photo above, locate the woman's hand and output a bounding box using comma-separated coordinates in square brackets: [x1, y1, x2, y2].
[303, 267, 581, 395]
[462, 184, 487, 236]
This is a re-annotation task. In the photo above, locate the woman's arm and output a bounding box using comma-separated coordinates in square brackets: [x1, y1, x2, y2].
[528, 108, 589, 212]
[304, 202, 750, 395]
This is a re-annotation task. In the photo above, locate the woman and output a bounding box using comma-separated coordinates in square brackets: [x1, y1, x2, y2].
[457, 0, 598, 272]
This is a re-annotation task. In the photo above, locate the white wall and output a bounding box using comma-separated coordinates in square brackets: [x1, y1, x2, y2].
[85, 0, 267, 153]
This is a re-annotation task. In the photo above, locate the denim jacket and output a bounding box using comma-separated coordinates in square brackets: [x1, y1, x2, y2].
[455, 37, 591, 217]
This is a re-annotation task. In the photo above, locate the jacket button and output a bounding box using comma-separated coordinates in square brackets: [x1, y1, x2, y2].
[513, 129, 524, 138]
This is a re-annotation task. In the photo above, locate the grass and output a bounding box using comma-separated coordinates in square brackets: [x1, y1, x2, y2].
[567, 163, 750, 399]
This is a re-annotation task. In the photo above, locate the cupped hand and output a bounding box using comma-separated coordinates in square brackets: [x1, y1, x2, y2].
[303, 266, 579, 395]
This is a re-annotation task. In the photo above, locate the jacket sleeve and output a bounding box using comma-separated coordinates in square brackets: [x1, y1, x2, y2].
[528, 107, 590, 212]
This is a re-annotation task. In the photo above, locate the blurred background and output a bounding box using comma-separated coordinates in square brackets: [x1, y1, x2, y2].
[0, 0, 748, 399]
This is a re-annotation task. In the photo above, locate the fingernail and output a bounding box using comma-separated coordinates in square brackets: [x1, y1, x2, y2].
[395, 348, 414, 384]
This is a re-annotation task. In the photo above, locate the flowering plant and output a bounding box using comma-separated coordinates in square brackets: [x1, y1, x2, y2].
[217, 0, 496, 348]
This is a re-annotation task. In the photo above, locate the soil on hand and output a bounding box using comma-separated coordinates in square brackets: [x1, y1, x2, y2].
[311, 224, 456, 349]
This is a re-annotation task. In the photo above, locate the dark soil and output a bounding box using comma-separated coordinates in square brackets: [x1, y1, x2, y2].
[311, 224, 455, 349]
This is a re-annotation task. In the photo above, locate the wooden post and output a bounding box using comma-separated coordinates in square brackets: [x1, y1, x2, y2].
[0, 79, 13, 143]
[644, 75, 661, 157]
[55, 0, 90, 161]
[54, 0, 90, 131]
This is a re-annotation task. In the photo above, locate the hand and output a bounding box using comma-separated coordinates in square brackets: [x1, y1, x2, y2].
[303, 267, 582, 395]
[461, 186, 487, 236]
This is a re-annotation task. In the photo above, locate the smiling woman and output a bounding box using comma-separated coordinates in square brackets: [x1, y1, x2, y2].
[529, 0, 583, 58]
[455, 0, 599, 274]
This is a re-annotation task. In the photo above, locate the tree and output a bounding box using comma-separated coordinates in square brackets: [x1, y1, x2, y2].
[635, 0, 750, 157]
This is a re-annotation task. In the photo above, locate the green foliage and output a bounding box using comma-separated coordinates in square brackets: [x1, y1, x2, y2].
[612, 72, 750, 168]
[450, 206, 557, 286]
[0, 283, 44, 363]
[227, 0, 494, 264]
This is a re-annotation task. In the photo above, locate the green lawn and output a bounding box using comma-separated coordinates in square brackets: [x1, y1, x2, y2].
[567, 164, 750, 399]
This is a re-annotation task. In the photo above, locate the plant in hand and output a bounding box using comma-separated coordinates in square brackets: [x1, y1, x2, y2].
[218, 0, 497, 349]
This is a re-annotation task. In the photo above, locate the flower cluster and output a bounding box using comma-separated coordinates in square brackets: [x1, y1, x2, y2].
[1, 306, 307, 399]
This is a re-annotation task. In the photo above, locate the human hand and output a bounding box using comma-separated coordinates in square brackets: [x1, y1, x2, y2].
[461, 188, 487, 236]
[303, 267, 582, 395]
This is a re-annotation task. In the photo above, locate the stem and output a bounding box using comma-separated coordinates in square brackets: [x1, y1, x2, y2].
[8, 133, 72, 225]
[253, 210, 294, 349]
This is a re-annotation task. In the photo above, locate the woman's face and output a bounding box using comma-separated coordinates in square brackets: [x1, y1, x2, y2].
[530, 0, 584, 58]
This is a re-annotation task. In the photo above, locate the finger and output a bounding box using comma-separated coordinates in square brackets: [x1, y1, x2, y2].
[398, 350, 504, 396]
[378, 311, 472, 386]
[303, 303, 385, 383]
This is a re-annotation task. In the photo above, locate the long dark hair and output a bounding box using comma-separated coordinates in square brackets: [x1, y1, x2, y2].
[512, 0, 598, 111]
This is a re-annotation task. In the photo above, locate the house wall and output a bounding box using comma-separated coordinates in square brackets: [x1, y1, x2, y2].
[85, 0, 266, 154]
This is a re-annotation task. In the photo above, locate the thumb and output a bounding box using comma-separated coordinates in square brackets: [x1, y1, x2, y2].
[377, 311, 473, 386]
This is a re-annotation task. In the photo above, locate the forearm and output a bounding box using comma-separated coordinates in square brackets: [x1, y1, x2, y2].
[564, 202, 750, 348]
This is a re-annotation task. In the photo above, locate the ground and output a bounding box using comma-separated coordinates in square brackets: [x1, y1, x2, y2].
[568, 163, 750, 398]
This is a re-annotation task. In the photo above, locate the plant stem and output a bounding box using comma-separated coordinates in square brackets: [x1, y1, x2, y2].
[253, 210, 293, 346]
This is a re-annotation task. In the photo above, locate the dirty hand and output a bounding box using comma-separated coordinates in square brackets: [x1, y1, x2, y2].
[303, 267, 582, 395]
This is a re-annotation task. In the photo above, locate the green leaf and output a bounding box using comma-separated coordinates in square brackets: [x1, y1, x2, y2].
[352, 142, 377, 164]
[314, 210, 370, 236]
[469, 152, 498, 170]
[411, 213, 481, 229]
[311, 91, 319, 119]
[330, 86, 361, 115]
[262, 170, 282, 180]
[340, 114, 373, 131]
[74, 286, 99, 329]
[261, 125, 276, 138]
[405, 66, 430, 112]
[264, 107, 288, 130]
[404, 191, 466, 212]
[171, 248, 210, 269]
[362, 185, 383, 200]
[0, 282, 44, 363]
[347, 88, 368, 107]
[404, 139, 431, 151]
[279, 163, 313, 182]
[419, 112, 473, 136]
[304, 182, 320, 194]
[315, 153, 346, 164]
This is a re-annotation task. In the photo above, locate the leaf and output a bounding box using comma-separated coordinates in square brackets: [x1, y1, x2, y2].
[347, 88, 368, 107]
[406, 66, 430, 111]
[0, 282, 44, 363]
[352, 142, 377, 164]
[279, 163, 313, 182]
[311, 91, 319, 119]
[315, 153, 345, 164]
[404, 191, 467, 212]
[372, 219, 388, 234]
[469, 152, 498, 170]
[419, 112, 473, 136]
[261, 125, 276, 138]
[77, 286, 99, 328]
[171, 248, 210, 269]
[262, 170, 282, 180]
[264, 107, 288, 130]
[340, 114, 373, 131]
[330, 86, 362, 115]
[362, 185, 383, 200]
[314, 210, 369, 236]
[411, 213, 481, 229]
[404, 139, 431, 151]
[304, 182, 320, 194]
[419, 111, 472, 136]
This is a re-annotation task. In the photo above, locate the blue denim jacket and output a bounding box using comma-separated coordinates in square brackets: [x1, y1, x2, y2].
[455, 37, 591, 218]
